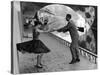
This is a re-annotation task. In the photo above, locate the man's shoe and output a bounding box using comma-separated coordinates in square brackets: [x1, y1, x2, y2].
[69, 59, 77, 64]
[76, 58, 80, 62]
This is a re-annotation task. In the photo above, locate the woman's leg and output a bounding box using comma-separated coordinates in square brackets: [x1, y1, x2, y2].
[39, 53, 44, 65]
[37, 54, 40, 66]
[36, 53, 44, 68]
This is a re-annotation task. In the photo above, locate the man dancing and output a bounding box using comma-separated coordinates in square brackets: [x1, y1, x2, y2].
[57, 14, 80, 64]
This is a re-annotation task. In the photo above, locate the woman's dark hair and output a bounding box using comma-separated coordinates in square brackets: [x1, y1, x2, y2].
[34, 12, 39, 21]
[33, 12, 42, 27]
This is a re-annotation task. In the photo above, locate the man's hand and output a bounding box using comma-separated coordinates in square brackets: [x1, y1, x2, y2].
[57, 28, 63, 32]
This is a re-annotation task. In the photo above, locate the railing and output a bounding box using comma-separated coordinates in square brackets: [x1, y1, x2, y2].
[48, 32, 97, 64]
[22, 32, 97, 64]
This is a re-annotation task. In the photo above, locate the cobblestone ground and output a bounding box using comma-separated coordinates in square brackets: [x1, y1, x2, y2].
[18, 33, 97, 74]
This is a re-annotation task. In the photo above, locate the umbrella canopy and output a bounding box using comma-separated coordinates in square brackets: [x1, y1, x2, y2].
[36, 4, 90, 36]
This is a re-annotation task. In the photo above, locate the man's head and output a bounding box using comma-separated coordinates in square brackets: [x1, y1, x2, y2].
[66, 14, 72, 21]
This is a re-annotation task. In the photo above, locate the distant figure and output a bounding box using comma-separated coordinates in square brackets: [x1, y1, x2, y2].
[57, 14, 80, 64]
[17, 23, 50, 68]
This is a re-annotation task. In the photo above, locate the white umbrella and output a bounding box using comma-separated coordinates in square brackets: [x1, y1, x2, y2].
[36, 4, 90, 36]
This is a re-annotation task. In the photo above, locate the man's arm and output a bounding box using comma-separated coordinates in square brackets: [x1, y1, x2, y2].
[57, 25, 69, 33]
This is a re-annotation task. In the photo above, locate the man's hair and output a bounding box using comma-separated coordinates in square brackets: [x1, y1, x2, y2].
[66, 14, 71, 20]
